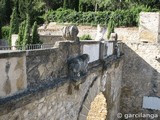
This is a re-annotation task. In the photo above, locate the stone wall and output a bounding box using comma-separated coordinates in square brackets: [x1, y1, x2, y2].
[102, 59, 123, 120]
[39, 35, 64, 45]
[38, 25, 139, 43]
[0, 40, 123, 120]
[79, 27, 139, 43]
[0, 56, 123, 120]
[139, 12, 160, 43]
[0, 52, 27, 98]
[120, 42, 160, 118]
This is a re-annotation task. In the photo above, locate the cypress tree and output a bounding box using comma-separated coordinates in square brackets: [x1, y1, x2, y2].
[0, 20, 2, 39]
[5, 0, 12, 23]
[9, 8, 19, 45]
[0, 1, 3, 35]
[63, 0, 67, 9]
[0, 0, 12, 24]
[16, 21, 26, 46]
[79, 0, 83, 11]
[75, 0, 79, 11]
[69, 0, 79, 11]
[31, 21, 40, 44]
[23, 14, 31, 46]
[107, 18, 115, 40]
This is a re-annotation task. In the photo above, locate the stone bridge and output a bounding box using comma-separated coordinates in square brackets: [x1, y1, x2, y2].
[1, 12, 160, 120]
[0, 40, 123, 120]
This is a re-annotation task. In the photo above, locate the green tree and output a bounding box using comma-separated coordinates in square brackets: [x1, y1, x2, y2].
[72, 0, 79, 11]
[16, 21, 26, 46]
[23, 14, 30, 46]
[31, 21, 41, 44]
[107, 18, 115, 39]
[16, 0, 45, 25]
[0, 20, 2, 39]
[5, 0, 12, 23]
[8, 7, 19, 45]
[79, 0, 83, 11]
[63, 0, 67, 9]
[0, 0, 13, 25]
[43, 0, 63, 10]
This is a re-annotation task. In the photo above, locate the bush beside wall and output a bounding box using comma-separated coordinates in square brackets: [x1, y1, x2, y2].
[44, 6, 152, 27]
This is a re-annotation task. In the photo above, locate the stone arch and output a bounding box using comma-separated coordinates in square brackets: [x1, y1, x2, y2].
[77, 74, 108, 120]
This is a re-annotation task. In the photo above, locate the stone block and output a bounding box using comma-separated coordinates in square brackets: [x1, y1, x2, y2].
[139, 12, 160, 43]
[83, 44, 99, 63]
[11, 34, 18, 50]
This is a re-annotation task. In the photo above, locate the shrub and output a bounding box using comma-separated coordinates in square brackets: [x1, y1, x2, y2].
[0, 21, 2, 39]
[2, 25, 10, 40]
[23, 14, 31, 46]
[16, 21, 26, 46]
[44, 6, 154, 27]
[80, 34, 92, 40]
[130, 5, 151, 26]
[31, 21, 41, 44]
[107, 18, 115, 39]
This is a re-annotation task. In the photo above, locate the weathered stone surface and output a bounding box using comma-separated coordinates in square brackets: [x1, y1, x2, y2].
[0, 58, 123, 120]
[38, 24, 139, 43]
[0, 39, 123, 120]
[62, 25, 79, 41]
[68, 54, 89, 79]
[139, 12, 160, 43]
[0, 53, 27, 98]
[83, 44, 100, 63]
[110, 33, 118, 41]
[39, 35, 63, 45]
[120, 42, 160, 118]
[11, 34, 18, 50]
[3, 79, 11, 95]
[95, 24, 106, 41]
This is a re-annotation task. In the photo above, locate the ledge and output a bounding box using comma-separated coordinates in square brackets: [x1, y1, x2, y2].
[0, 51, 26, 58]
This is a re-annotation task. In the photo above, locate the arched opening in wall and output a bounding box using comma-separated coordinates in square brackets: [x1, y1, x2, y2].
[87, 92, 107, 120]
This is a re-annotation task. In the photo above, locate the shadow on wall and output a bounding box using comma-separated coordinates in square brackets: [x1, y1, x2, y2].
[120, 43, 160, 119]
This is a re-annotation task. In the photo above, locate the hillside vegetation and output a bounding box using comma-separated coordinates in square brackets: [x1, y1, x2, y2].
[0, 0, 160, 44]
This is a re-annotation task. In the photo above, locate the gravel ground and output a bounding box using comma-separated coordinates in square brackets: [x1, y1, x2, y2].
[87, 92, 107, 120]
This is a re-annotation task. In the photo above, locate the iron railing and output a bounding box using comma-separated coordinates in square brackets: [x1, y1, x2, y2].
[0, 44, 54, 51]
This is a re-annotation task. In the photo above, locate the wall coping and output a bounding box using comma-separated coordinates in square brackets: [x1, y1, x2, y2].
[0, 51, 26, 58]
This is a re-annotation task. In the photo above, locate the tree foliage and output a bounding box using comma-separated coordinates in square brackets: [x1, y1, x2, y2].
[63, 0, 67, 9]
[1, 26, 10, 40]
[80, 34, 92, 40]
[31, 21, 41, 44]
[0, 21, 2, 39]
[16, 21, 26, 46]
[15, 0, 45, 25]
[107, 18, 115, 39]
[44, 5, 151, 27]
[23, 14, 30, 46]
[0, 0, 13, 25]
[8, 7, 19, 45]
[0, 0, 159, 45]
